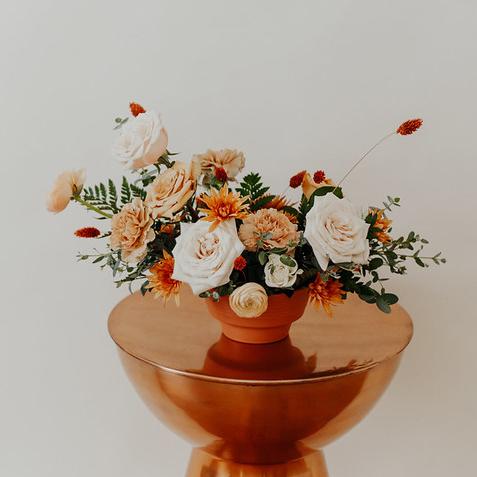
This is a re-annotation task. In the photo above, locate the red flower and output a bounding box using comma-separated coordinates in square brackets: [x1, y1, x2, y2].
[313, 170, 326, 184]
[289, 170, 306, 188]
[129, 102, 146, 117]
[74, 227, 101, 238]
[214, 166, 228, 182]
[233, 256, 247, 271]
[396, 118, 423, 136]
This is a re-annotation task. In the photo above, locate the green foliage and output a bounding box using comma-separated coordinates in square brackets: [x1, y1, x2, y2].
[83, 181, 120, 214]
[236, 173, 270, 203]
[251, 194, 275, 211]
[121, 176, 147, 201]
[82, 177, 147, 215]
[382, 196, 400, 211]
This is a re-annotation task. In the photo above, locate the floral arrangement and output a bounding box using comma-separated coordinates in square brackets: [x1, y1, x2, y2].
[48, 103, 445, 317]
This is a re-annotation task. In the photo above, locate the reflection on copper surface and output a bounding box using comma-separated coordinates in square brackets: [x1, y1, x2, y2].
[110, 288, 413, 476]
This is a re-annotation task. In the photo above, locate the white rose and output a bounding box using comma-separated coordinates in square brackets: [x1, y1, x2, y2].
[171, 219, 244, 295]
[264, 254, 303, 288]
[113, 110, 168, 170]
[229, 283, 268, 318]
[304, 193, 370, 270]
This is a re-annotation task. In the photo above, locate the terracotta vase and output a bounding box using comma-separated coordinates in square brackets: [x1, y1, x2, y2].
[206, 289, 309, 344]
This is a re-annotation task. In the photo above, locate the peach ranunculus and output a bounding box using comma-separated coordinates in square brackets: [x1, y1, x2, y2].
[113, 110, 168, 170]
[192, 149, 245, 180]
[110, 198, 155, 263]
[46, 169, 86, 213]
[229, 282, 268, 318]
[145, 161, 198, 219]
[238, 209, 300, 252]
[302, 172, 335, 199]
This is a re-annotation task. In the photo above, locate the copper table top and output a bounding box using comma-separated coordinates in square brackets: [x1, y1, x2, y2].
[108, 289, 413, 384]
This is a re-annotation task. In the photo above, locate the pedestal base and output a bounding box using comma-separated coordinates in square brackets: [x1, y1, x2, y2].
[186, 448, 328, 477]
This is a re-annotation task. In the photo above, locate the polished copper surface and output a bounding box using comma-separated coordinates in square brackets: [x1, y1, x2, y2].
[109, 289, 413, 476]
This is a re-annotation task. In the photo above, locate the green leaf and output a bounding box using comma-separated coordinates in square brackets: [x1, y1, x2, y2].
[280, 255, 296, 267]
[368, 257, 384, 270]
[251, 194, 274, 211]
[382, 293, 399, 305]
[237, 172, 270, 202]
[258, 251, 268, 266]
[376, 295, 392, 313]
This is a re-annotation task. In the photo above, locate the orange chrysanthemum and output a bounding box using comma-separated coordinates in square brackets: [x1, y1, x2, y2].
[261, 194, 293, 211]
[129, 102, 146, 117]
[308, 275, 344, 317]
[397, 118, 423, 136]
[74, 227, 101, 238]
[199, 184, 249, 231]
[370, 208, 392, 243]
[234, 256, 247, 271]
[260, 195, 297, 223]
[146, 251, 181, 305]
[289, 170, 306, 188]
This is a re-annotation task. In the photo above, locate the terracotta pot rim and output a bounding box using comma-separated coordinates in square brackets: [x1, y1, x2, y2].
[206, 288, 310, 344]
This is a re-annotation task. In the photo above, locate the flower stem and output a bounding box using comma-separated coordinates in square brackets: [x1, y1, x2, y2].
[73, 196, 113, 219]
[336, 131, 396, 188]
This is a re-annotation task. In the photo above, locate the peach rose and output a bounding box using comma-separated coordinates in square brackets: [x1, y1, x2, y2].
[145, 161, 198, 219]
[229, 283, 268, 318]
[110, 198, 155, 263]
[46, 169, 86, 213]
[238, 209, 300, 252]
[192, 149, 245, 180]
[302, 172, 335, 199]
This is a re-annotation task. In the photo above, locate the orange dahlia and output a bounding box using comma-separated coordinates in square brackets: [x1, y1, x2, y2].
[370, 208, 392, 243]
[308, 275, 344, 317]
[199, 184, 249, 231]
[146, 251, 181, 305]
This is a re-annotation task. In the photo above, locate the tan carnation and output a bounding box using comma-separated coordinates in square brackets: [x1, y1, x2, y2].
[302, 172, 335, 199]
[46, 169, 86, 213]
[145, 161, 197, 219]
[192, 148, 245, 180]
[238, 209, 300, 251]
[110, 198, 155, 263]
[229, 282, 268, 318]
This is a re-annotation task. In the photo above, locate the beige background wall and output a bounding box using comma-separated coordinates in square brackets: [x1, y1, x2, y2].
[1, 1, 476, 475]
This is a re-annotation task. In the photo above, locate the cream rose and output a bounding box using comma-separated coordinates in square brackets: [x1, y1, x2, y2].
[110, 198, 155, 263]
[304, 193, 370, 270]
[171, 220, 244, 295]
[46, 169, 86, 213]
[229, 283, 268, 318]
[113, 110, 168, 170]
[145, 161, 197, 219]
[264, 254, 303, 288]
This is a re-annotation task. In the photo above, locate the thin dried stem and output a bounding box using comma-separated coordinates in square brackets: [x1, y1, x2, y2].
[336, 131, 396, 188]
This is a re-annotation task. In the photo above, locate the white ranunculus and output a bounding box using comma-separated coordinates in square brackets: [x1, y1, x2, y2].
[264, 254, 303, 288]
[304, 193, 370, 270]
[113, 110, 168, 170]
[171, 220, 244, 295]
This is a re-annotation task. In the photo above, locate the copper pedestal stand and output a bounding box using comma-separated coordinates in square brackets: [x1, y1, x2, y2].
[109, 290, 413, 477]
